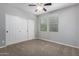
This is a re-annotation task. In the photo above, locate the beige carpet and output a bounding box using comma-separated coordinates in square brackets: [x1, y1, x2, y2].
[0, 39, 79, 56]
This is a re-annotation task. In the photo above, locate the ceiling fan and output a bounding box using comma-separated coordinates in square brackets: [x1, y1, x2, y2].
[28, 3, 52, 12]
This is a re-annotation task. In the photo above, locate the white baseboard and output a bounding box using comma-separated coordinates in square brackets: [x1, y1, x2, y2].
[0, 45, 7, 48]
[41, 38, 79, 49]
[0, 39, 34, 48]
[0, 38, 79, 49]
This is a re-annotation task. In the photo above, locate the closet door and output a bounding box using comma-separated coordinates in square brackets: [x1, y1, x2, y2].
[28, 20, 35, 40]
[6, 14, 28, 45]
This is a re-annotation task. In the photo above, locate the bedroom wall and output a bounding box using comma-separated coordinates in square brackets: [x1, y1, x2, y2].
[76, 5, 79, 47]
[37, 4, 79, 48]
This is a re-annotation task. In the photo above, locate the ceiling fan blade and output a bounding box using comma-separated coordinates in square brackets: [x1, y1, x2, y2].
[28, 4, 36, 6]
[44, 3, 52, 6]
[43, 8, 47, 11]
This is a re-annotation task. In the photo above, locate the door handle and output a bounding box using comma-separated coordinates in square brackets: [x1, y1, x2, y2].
[6, 31, 8, 33]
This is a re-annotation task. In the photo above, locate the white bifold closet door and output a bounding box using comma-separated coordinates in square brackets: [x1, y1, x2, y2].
[6, 14, 35, 45]
[28, 20, 35, 40]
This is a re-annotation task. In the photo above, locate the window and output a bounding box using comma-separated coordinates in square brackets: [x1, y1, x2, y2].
[49, 16, 58, 32]
[40, 15, 58, 32]
[40, 17, 47, 31]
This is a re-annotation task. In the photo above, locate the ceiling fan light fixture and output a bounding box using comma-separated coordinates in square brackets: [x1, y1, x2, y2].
[36, 6, 43, 12]
[28, 3, 52, 12]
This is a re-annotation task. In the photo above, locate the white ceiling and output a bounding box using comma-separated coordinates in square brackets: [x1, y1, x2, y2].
[4, 3, 78, 15]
